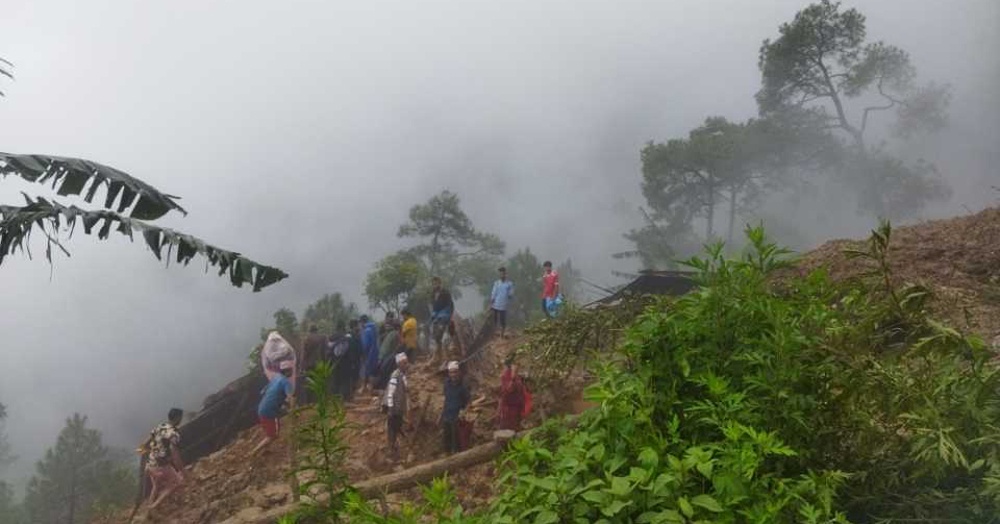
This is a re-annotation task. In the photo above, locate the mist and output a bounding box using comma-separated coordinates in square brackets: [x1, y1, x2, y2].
[0, 0, 997, 491]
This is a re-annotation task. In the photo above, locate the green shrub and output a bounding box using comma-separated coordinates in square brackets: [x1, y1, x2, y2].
[487, 223, 1000, 524]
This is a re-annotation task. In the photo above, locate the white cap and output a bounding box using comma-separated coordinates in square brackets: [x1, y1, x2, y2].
[279, 360, 294, 371]
[447, 361, 460, 371]
[395, 353, 408, 364]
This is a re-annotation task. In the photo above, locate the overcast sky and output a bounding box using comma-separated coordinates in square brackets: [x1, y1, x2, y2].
[0, 0, 997, 488]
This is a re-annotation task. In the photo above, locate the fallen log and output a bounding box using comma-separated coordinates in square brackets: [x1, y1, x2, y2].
[354, 440, 504, 498]
[227, 440, 504, 524]
[231, 418, 584, 524]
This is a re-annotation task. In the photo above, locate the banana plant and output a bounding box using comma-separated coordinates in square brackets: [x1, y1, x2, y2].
[0, 63, 287, 291]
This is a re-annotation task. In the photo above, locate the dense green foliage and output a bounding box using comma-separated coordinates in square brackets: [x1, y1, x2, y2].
[486, 224, 1000, 524]
[280, 223, 1000, 524]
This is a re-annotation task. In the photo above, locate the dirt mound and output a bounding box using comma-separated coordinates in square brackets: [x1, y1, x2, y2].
[783, 207, 1000, 341]
[104, 329, 587, 524]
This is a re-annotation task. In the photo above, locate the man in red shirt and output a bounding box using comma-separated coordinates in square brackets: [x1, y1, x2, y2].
[541, 261, 559, 318]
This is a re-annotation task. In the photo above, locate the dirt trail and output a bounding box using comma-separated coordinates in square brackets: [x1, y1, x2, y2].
[105, 331, 586, 524]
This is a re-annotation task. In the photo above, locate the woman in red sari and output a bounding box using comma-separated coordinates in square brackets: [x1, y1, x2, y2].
[497, 361, 529, 431]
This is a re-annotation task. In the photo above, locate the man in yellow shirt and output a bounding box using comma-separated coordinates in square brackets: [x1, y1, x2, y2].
[400, 308, 418, 361]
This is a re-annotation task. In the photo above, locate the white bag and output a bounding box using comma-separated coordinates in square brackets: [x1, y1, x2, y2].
[262, 331, 296, 380]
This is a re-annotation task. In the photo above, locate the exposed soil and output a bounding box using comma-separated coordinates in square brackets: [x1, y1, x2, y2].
[779, 207, 1000, 343]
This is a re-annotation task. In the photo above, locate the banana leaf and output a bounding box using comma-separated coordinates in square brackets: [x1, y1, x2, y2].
[0, 153, 186, 220]
[0, 195, 287, 292]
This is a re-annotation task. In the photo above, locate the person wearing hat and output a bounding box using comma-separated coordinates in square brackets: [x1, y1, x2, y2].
[441, 361, 470, 454]
[383, 352, 410, 461]
[253, 359, 295, 456]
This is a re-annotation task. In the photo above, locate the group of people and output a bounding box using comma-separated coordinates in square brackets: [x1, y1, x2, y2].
[137, 264, 553, 512]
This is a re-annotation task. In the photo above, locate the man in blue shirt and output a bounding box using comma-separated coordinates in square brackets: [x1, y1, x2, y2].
[252, 360, 294, 456]
[490, 267, 515, 339]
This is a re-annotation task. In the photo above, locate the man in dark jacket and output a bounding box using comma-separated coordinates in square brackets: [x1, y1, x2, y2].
[345, 319, 365, 397]
[328, 321, 355, 401]
[441, 361, 470, 454]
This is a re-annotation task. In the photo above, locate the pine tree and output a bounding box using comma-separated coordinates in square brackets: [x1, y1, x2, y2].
[23, 414, 132, 524]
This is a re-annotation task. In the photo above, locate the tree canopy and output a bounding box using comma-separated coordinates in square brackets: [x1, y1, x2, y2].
[302, 293, 359, 334]
[757, 0, 951, 218]
[364, 251, 426, 315]
[397, 190, 505, 288]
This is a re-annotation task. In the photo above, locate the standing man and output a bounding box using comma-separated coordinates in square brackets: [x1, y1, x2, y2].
[143, 408, 185, 510]
[328, 321, 354, 400]
[490, 267, 515, 338]
[361, 315, 380, 392]
[253, 360, 295, 456]
[441, 361, 470, 454]
[383, 353, 410, 461]
[301, 324, 326, 404]
[400, 308, 418, 361]
[346, 319, 365, 397]
[431, 277, 455, 363]
[541, 261, 559, 319]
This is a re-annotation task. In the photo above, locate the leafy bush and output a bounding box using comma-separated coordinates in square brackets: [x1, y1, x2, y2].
[290, 224, 1000, 523]
[342, 477, 479, 524]
[487, 224, 1000, 524]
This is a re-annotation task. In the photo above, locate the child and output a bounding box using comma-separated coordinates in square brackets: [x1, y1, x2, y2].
[252, 360, 294, 455]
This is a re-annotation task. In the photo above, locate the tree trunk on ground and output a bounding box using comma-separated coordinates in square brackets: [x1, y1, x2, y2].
[231, 441, 505, 524]
[353, 441, 504, 497]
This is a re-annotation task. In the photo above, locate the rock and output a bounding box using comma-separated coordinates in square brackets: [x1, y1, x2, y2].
[262, 484, 289, 507]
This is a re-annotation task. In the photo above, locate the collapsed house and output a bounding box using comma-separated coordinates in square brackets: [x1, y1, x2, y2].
[587, 270, 697, 307]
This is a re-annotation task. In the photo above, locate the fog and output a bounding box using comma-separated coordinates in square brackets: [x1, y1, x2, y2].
[0, 0, 997, 490]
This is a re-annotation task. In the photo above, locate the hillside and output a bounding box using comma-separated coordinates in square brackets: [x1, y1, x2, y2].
[109, 333, 590, 524]
[106, 207, 1000, 524]
[783, 207, 1000, 342]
